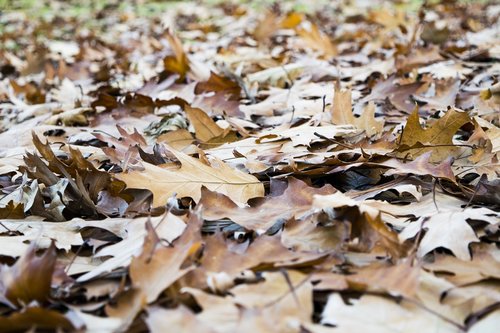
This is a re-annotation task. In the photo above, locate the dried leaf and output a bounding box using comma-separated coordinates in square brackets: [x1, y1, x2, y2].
[118, 148, 264, 206]
[0, 243, 56, 307]
[163, 31, 190, 81]
[297, 23, 337, 58]
[398, 108, 472, 162]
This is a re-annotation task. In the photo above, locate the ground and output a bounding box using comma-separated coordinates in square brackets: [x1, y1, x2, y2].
[0, 0, 499, 332]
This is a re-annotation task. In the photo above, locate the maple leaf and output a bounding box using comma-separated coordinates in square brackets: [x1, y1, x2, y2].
[118, 148, 264, 206]
[397, 108, 472, 162]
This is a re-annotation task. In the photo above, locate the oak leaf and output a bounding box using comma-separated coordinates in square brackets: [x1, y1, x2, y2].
[400, 207, 498, 260]
[184, 105, 237, 146]
[397, 108, 471, 162]
[200, 177, 335, 231]
[331, 85, 384, 137]
[118, 148, 264, 206]
[163, 31, 189, 82]
[297, 23, 337, 58]
[0, 243, 56, 307]
[129, 217, 200, 303]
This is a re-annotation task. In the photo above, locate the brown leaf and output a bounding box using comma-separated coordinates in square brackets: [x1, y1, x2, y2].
[0, 243, 56, 307]
[200, 177, 335, 231]
[157, 128, 194, 151]
[129, 216, 200, 303]
[382, 152, 456, 182]
[347, 260, 420, 298]
[163, 31, 190, 81]
[0, 201, 25, 219]
[195, 72, 241, 100]
[282, 215, 349, 253]
[146, 305, 216, 333]
[0, 307, 74, 332]
[331, 85, 355, 126]
[424, 243, 500, 285]
[331, 86, 383, 137]
[397, 107, 472, 162]
[184, 105, 225, 142]
[353, 213, 406, 259]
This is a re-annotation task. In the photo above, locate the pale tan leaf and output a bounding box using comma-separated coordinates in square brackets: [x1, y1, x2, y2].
[118, 148, 264, 206]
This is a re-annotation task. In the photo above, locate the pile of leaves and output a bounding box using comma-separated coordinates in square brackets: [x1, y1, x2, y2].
[0, 0, 499, 331]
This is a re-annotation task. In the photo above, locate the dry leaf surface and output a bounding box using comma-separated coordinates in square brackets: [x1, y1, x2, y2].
[0, 1, 499, 332]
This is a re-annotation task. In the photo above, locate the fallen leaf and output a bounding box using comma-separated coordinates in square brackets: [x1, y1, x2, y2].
[129, 215, 200, 303]
[185, 105, 223, 137]
[331, 85, 383, 137]
[163, 31, 190, 82]
[0, 243, 56, 307]
[146, 305, 216, 333]
[0, 307, 74, 332]
[400, 207, 499, 260]
[297, 23, 337, 58]
[397, 108, 472, 162]
[118, 148, 264, 206]
[200, 177, 335, 231]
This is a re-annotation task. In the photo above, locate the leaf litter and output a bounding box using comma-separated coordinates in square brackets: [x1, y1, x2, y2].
[0, 0, 499, 332]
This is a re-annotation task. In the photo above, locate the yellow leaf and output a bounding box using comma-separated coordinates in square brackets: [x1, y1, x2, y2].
[280, 12, 303, 29]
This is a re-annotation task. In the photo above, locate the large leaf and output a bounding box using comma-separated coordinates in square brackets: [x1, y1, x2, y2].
[118, 148, 264, 206]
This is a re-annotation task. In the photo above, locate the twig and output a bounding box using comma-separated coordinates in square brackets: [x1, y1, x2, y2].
[314, 132, 354, 149]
